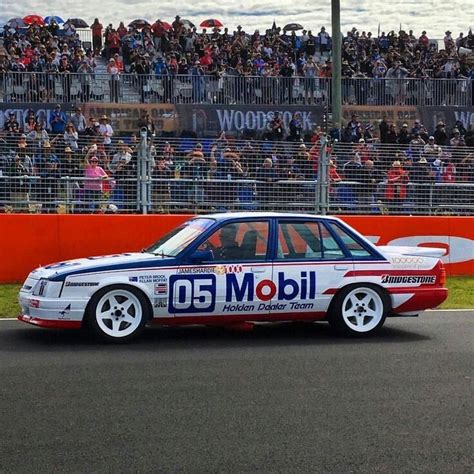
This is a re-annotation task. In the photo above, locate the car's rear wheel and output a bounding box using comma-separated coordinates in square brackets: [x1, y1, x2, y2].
[329, 285, 388, 336]
[87, 285, 148, 342]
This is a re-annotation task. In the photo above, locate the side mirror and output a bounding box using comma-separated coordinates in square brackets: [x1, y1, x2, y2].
[188, 249, 214, 264]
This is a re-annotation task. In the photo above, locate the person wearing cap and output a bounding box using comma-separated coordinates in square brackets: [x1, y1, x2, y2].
[49, 105, 68, 134]
[83, 146, 109, 211]
[397, 123, 411, 145]
[424, 136, 442, 161]
[411, 156, 434, 212]
[434, 121, 449, 146]
[385, 160, 409, 214]
[450, 129, 466, 147]
[98, 115, 114, 155]
[4, 112, 20, 136]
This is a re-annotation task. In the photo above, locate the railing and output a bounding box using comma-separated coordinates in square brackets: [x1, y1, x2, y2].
[1, 134, 472, 215]
[1, 72, 472, 106]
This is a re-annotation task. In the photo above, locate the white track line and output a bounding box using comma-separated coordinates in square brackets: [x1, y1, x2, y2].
[1, 308, 472, 322]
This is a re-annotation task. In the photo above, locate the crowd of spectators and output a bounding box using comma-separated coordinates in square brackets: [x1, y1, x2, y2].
[0, 105, 473, 214]
[0, 18, 473, 106]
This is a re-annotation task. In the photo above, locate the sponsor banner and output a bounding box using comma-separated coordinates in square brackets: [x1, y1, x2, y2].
[418, 106, 474, 132]
[82, 103, 178, 133]
[341, 105, 419, 129]
[175, 104, 325, 135]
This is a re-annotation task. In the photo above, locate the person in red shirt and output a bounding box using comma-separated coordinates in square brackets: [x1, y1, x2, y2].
[152, 20, 166, 51]
[418, 30, 429, 49]
[91, 19, 103, 54]
[107, 30, 121, 59]
[385, 160, 409, 214]
[117, 22, 127, 38]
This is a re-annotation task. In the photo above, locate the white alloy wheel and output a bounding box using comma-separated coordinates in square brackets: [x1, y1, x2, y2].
[340, 287, 385, 333]
[92, 287, 145, 340]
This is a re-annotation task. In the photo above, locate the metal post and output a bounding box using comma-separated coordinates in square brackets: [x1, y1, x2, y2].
[331, 0, 342, 127]
[137, 128, 151, 214]
[319, 136, 329, 215]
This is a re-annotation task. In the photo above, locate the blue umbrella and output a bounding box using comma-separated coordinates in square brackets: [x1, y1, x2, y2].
[6, 18, 26, 28]
[44, 16, 64, 24]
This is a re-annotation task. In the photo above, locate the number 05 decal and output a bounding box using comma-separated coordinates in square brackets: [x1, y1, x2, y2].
[169, 275, 216, 314]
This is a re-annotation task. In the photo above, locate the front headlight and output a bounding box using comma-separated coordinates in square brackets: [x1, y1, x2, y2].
[33, 279, 49, 296]
[32, 279, 63, 298]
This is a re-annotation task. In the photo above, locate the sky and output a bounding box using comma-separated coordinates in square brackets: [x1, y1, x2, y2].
[2, 0, 473, 38]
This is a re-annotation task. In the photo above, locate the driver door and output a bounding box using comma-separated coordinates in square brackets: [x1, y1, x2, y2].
[170, 220, 273, 318]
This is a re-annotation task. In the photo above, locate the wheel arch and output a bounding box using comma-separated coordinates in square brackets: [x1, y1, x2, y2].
[85, 283, 154, 322]
[327, 282, 392, 317]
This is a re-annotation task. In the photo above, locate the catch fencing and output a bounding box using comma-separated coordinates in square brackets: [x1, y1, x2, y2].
[1, 132, 473, 215]
[1, 72, 472, 107]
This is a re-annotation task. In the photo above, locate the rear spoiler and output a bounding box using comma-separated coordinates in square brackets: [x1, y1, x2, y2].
[377, 246, 446, 258]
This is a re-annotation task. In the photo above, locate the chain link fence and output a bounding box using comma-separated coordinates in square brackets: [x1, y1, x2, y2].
[1, 72, 472, 106]
[0, 132, 473, 215]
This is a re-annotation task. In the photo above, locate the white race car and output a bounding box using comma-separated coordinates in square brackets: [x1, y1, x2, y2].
[19, 213, 448, 341]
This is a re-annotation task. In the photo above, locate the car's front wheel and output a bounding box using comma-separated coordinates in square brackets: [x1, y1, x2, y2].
[87, 285, 149, 342]
[329, 285, 388, 336]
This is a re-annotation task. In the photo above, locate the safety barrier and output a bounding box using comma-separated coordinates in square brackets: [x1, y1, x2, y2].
[0, 214, 472, 282]
[1, 72, 472, 106]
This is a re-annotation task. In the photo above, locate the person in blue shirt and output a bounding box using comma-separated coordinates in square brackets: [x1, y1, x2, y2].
[49, 105, 68, 135]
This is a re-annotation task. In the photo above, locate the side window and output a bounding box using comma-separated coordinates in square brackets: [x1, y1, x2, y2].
[325, 222, 373, 258]
[198, 221, 269, 261]
[277, 221, 345, 260]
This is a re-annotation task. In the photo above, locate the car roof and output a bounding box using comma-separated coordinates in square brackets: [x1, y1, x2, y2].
[198, 212, 341, 222]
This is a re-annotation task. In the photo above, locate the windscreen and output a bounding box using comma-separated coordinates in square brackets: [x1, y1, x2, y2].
[145, 218, 215, 257]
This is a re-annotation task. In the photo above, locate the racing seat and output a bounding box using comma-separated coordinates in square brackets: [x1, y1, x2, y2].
[239, 230, 258, 260]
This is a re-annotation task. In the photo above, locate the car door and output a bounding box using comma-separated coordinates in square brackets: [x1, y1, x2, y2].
[169, 220, 273, 318]
[271, 219, 354, 317]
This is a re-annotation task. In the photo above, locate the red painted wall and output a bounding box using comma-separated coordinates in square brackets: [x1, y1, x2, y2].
[1, 214, 472, 282]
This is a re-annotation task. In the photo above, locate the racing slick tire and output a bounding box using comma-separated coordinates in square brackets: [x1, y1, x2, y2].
[328, 284, 389, 337]
[86, 285, 150, 342]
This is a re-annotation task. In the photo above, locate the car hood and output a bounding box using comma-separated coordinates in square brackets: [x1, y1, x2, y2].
[377, 245, 446, 259]
[30, 252, 177, 281]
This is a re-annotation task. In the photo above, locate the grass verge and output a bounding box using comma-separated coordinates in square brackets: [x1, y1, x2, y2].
[1, 277, 473, 319]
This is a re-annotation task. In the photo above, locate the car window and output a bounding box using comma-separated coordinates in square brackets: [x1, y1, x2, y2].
[198, 221, 269, 261]
[325, 222, 373, 258]
[276, 221, 345, 260]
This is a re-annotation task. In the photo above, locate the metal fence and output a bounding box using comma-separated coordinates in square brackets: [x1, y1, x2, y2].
[0, 133, 473, 215]
[1, 72, 472, 106]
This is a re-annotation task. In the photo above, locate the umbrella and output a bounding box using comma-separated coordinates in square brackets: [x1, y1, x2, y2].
[200, 19, 223, 29]
[44, 16, 65, 25]
[283, 23, 304, 32]
[23, 15, 45, 26]
[128, 19, 150, 29]
[67, 18, 89, 28]
[6, 18, 26, 28]
[181, 19, 195, 29]
[160, 21, 172, 31]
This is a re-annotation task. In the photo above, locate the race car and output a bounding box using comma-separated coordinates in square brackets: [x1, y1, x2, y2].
[18, 212, 448, 341]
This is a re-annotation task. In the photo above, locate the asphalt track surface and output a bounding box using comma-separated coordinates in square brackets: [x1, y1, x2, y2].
[0, 311, 472, 473]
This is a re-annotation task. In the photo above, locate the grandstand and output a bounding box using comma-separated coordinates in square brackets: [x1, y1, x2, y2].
[0, 16, 473, 215]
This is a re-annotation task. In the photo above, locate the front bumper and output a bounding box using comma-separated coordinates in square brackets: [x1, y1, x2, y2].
[18, 292, 87, 327]
[18, 314, 82, 329]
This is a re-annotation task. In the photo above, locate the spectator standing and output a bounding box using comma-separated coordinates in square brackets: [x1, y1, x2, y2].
[385, 160, 409, 213]
[49, 105, 68, 135]
[98, 115, 114, 156]
[70, 107, 87, 134]
[107, 58, 121, 102]
[63, 123, 79, 151]
[83, 146, 109, 211]
[289, 112, 303, 142]
[270, 112, 285, 141]
[434, 121, 449, 146]
[379, 116, 389, 143]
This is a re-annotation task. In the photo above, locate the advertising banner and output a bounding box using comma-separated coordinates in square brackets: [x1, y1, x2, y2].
[341, 105, 419, 129]
[175, 104, 325, 136]
[82, 103, 178, 134]
[419, 106, 474, 131]
[0, 215, 472, 282]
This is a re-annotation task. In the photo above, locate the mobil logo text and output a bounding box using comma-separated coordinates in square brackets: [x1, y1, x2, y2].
[226, 271, 316, 302]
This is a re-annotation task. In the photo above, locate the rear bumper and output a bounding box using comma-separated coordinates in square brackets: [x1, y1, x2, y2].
[18, 315, 82, 329]
[390, 287, 448, 313]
